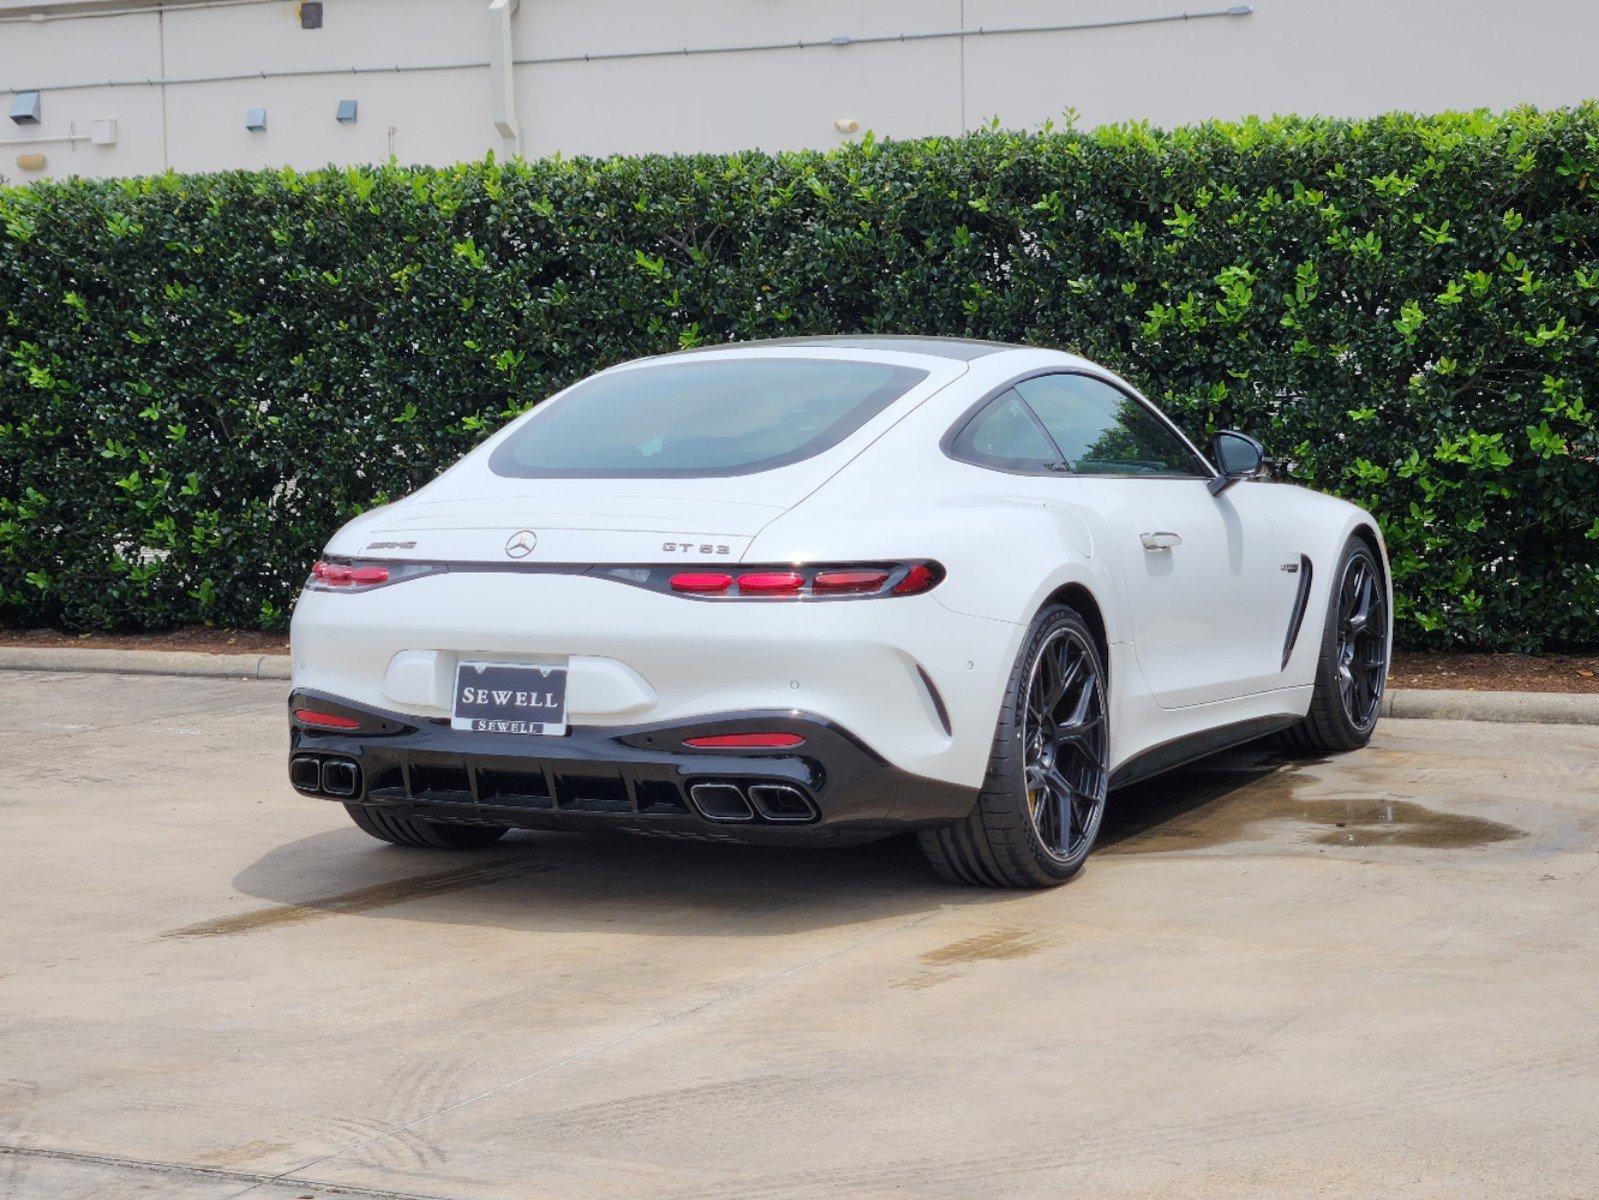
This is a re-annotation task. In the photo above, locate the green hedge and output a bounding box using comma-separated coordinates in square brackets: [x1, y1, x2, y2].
[2, 107, 1597, 648]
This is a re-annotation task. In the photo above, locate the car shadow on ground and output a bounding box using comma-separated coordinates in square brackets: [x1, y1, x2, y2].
[196, 745, 1311, 940]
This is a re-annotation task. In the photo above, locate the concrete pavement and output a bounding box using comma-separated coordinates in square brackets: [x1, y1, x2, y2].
[2, 670, 1598, 1199]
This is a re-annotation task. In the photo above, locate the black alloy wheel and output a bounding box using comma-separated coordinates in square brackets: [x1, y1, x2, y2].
[1021, 626, 1110, 863]
[1334, 551, 1388, 730]
[1280, 536, 1390, 754]
[919, 604, 1110, 887]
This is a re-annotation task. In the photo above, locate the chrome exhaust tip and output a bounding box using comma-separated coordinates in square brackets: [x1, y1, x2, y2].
[747, 783, 816, 822]
[289, 755, 323, 794]
[688, 782, 754, 822]
[319, 758, 360, 798]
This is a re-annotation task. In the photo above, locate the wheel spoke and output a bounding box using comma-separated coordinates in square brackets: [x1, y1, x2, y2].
[1071, 787, 1096, 836]
[1044, 649, 1082, 715]
[1057, 715, 1105, 769]
[1045, 764, 1072, 803]
[1062, 670, 1094, 726]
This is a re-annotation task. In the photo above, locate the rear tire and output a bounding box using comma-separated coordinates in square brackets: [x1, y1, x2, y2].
[344, 804, 510, 849]
[919, 604, 1109, 888]
[1279, 536, 1389, 754]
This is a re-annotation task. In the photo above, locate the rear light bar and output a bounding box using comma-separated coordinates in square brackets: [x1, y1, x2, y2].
[304, 557, 944, 600]
[307, 559, 444, 593]
[633, 561, 941, 601]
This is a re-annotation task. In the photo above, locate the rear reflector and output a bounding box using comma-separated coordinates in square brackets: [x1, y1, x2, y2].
[684, 732, 806, 749]
[670, 572, 733, 593]
[294, 708, 362, 730]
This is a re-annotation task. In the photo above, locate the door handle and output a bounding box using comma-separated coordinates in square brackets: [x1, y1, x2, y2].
[1140, 531, 1182, 551]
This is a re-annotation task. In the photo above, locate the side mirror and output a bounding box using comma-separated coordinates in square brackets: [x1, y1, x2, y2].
[1206, 430, 1266, 496]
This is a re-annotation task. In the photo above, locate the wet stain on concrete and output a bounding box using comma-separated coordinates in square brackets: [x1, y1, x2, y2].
[889, 972, 949, 991]
[189, 1138, 295, 1167]
[166, 857, 556, 938]
[1101, 758, 1524, 855]
[920, 927, 1047, 966]
[889, 927, 1048, 991]
[1310, 798, 1522, 848]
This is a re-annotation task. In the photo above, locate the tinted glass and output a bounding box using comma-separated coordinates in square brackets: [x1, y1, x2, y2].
[489, 358, 926, 478]
[949, 390, 1061, 472]
[1012, 374, 1205, 476]
[1214, 432, 1263, 475]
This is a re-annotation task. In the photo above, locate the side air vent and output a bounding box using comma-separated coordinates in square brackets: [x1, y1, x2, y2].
[1281, 555, 1315, 669]
[915, 664, 953, 736]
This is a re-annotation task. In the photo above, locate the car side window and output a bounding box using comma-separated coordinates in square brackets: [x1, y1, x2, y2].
[1012, 374, 1207, 477]
[948, 389, 1061, 473]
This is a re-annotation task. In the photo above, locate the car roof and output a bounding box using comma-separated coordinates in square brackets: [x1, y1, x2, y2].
[666, 335, 1022, 362]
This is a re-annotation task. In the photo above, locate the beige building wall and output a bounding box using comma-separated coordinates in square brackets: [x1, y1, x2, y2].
[1, 0, 1594, 182]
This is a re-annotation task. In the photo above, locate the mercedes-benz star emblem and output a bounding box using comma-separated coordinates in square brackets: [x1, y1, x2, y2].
[504, 530, 538, 559]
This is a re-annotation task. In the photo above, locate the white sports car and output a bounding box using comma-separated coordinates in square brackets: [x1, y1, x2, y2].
[289, 337, 1391, 887]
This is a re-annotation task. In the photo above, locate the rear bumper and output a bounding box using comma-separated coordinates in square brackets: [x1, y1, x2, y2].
[287, 691, 977, 844]
[290, 569, 1020, 790]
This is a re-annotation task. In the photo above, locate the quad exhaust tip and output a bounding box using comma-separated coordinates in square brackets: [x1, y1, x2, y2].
[688, 782, 754, 822]
[747, 783, 816, 822]
[688, 781, 817, 824]
[320, 759, 360, 797]
[289, 755, 322, 793]
[291, 755, 361, 798]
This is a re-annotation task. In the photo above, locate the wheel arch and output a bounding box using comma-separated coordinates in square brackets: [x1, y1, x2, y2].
[1041, 580, 1110, 692]
[1349, 522, 1390, 605]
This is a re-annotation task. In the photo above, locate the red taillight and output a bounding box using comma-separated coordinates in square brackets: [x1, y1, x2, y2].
[310, 560, 427, 591]
[893, 563, 940, 595]
[601, 560, 943, 600]
[294, 708, 362, 730]
[736, 571, 805, 594]
[684, 732, 806, 749]
[671, 572, 733, 593]
[812, 568, 890, 594]
[312, 562, 389, 586]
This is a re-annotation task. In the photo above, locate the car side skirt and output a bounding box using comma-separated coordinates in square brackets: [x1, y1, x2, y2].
[1108, 715, 1297, 792]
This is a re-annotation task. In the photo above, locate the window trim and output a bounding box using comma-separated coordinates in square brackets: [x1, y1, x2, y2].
[944, 386, 1064, 475]
[941, 368, 1215, 480]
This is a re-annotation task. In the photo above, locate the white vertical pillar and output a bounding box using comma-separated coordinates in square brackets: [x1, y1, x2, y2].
[489, 0, 522, 157]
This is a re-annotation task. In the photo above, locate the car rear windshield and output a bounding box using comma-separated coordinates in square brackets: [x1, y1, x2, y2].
[488, 357, 927, 478]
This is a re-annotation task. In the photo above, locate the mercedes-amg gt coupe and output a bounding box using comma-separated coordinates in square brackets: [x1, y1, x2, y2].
[289, 336, 1391, 887]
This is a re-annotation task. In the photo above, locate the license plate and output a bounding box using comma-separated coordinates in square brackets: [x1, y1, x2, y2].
[452, 661, 568, 735]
